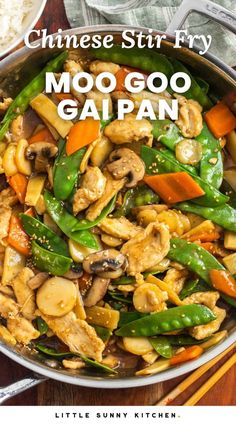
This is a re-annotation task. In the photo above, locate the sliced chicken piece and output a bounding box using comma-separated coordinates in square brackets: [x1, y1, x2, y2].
[86, 172, 126, 221]
[73, 166, 107, 215]
[87, 89, 113, 114]
[0, 97, 12, 115]
[104, 113, 153, 146]
[7, 316, 40, 345]
[121, 222, 170, 275]
[0, 187, 18, 207]
[64, 59, 84, 75]
[63, 59, 86, 105]
[84, 277, 110, 307]
[175, 95, 203, 138]
[10, 115, 25, 142]
[0, 292, 19, 319]
[163, 268, 189, 294]
[39, 311, 105, 361]
[183, 291, 220, 310]
[0, 206, 11, 246]
[12, 267, 36, 320]
[99, 216, 141, 240]
[0, 324, 16, 346]
[62, 358, 86, 370]
[89, 60, 120, 76]
[189, 306, 226, 340]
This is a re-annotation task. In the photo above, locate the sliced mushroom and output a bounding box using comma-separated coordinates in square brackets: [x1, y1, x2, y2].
[107, 148, 145, 188]
[84, 276, 110, 307]
[26, 142, 58, 172]
[83, 249, 127, 279]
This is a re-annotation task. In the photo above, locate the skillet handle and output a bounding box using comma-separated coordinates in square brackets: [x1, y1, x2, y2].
[166, 0, 236, 35]
[0, 374, 46, 405]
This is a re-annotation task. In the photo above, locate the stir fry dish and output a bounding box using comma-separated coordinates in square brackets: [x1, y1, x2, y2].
[0, 47, 236, 377]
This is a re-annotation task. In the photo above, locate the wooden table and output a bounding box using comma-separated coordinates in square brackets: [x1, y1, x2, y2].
[1, 0, 236, 406]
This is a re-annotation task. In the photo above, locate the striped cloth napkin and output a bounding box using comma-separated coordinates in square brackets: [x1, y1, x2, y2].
[64, 0, 236, 66]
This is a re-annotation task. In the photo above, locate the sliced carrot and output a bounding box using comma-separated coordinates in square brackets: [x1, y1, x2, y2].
[115, 66, 148, 91]
[170, 346, 203, 366]
[205, 102, 236, 139]
[200, 242, 217, 254]
[28, 127, 56, 145]
[188, 230, 221, 243]
[7, 214, 31, 256]
[9, 173, 28, 204]
[143, 172, 205, 204]
[209, 269, 236, 298]
[56, 93, 74, 101]
[25, 207, 34, 217]
[66, 118, 100, 156]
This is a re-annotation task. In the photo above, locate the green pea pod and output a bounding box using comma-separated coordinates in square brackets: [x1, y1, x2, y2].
[108, 291, 133, 304]
[152, 119, 182, 150]
[161, 148, 198, 176]
[35, 343, 73, 359]
[0, 51, 68, 141]
[32, 241, 72, 276]
[141, 146, 229, 207]
[119, 311, 148, 327]
[71, 196, 116, 231]
[169, 238, 236, 307]
[196, 122, 223, 189]
[21, 214, 69, 257]
[80, 355, 117, 374]
[92, 325, 112, 343]
[177, 201, 236, 232]
[114, 184, 159, 218]
[151, 120, 198, 176]
[168, 238, 224, 285]
[195, 77, 209, 95]
[53, 142, 86, 201]
[36, 317, 49, 335]
[44, 191, 100, 250]
[90, 45, 174, 78]
[168, 335, 210, 346]
[35, 343, 116, 372]
[169, 58, 212, 110]
[150, 336, 173, 358]
[179, 279, 209, 300]
[220, 180, 236, 209]
[115, 304, 216, 337]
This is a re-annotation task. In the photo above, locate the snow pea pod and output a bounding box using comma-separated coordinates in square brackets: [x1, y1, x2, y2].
[220, 180, 236, 209]
[0, 51, 68, 141]
[32, 241, 72, 276]
[92, 325, 112, 343]
[141, 146, 228, 207]
[114, 185, 159, 218]
[150, 336, 173, 358]
[196, 122, 223, 189]
[36, 317, 48, 335]
[35, 343, 116, 373]
[119, 311, 148, 327]
[152, 119, 182, 150]
[90, 45, 174, 78]
[71, 196, 116, 231]
[167, 335, 209, 346]
[168, 238, 236, 307]
[168, 238, 224, 285]
[169, 58, 212, 110]
[177, 202, 236, 232]
[44, 191, 100, 250]
[53, 141, 86, 201]
[179, 279, 209, 300]
[161, 147, 198, 176]
[115, 304, 216, 337]
[21, 214, 69, 257]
